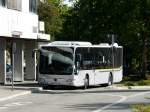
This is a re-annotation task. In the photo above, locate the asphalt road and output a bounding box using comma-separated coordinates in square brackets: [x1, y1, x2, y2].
[0, 87, 150, 112]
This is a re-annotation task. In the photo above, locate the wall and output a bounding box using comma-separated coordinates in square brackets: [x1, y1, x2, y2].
[0, 0, 38, 39]
[0, 39, 6, 83]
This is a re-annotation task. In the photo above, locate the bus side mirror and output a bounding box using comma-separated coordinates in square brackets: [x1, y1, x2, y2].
[32, 49, 39, 58]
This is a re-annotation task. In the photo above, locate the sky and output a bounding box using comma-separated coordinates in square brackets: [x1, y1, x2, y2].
[63, 0, 74, 7]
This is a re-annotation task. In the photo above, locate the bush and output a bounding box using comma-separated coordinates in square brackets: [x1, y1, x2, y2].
[137, 80, 147, 86]
[124, 81, 135, 86]
[131, 104, 150, 112]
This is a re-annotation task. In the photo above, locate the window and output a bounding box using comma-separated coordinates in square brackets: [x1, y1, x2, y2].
[92, 48, 112, 69]
[0, 0, 6, 7]
[39, 47, 74, 75]
[7, 0, 22, 11]
[29, 0, 38, 13]
[114, 48, 123, 68]
[75, 47, 94, 70]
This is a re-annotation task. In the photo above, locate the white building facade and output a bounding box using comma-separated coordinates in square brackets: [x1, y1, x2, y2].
[0, 0, 50, 84]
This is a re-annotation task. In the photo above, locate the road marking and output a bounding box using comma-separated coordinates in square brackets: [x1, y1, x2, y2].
[92, 95, 127, 112]
[92, 91, 150, 112]
[5, 102, 32, 107]
[0, 101, 32, 110]
[0, 91, 31, 102]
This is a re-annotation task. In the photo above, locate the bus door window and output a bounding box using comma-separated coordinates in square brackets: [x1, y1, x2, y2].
[82, 53, 93, 70]
[93, 49, 104, 69]
[75, 54, 82, 70]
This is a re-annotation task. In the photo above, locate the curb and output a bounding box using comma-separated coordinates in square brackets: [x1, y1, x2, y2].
[32, 85, 150, 94]
[110, 85, 150, 90]
[0, 91, 31, 102]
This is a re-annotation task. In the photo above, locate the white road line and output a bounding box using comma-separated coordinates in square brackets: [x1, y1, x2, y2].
[92, 91, 150, 112]
[0, 91, 31, 102]
[0, 101, 33, 110]
[5, 102, 32, 107]
[92, 95, 127, 112]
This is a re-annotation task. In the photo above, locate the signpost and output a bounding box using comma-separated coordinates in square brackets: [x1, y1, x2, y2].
[111, 35, 115, 85]
[12, 42, 16, 91]
[107, 34, 115, 85]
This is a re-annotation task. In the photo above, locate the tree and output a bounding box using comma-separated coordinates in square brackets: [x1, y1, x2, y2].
[60, 0, 150, 78]
[38, 0, 67, 40]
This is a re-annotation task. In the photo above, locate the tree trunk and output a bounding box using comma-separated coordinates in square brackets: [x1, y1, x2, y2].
[142, 33, 147, 79]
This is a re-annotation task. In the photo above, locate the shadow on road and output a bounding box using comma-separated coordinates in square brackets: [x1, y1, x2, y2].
[64, 102, 150, 111]
[1, 83, 150, 95]
[31, 87, 150, 95]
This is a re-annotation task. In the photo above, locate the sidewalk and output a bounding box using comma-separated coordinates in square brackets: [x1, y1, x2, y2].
[0, 82, 150, 102]
[108, 84, 150, 90]
[0, 86, 31, 102]
[0, 81, 38, 102]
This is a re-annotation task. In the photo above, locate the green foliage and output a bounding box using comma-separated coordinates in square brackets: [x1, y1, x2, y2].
[60, 0, 143, 42]
[38, 0, 69, 40]
[122, 79, 150, 86]
[131, 104, 150, 112]
[124, 81, 135, 86]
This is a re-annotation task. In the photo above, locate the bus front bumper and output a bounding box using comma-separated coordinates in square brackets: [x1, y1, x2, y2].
[38, 77, 75, 86]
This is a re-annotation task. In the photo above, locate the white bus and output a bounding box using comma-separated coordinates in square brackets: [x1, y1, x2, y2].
[38, 41, 123, 89]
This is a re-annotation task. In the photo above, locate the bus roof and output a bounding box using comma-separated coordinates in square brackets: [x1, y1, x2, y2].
[40, 41, 122, 48]
[42, 41, 92, 46]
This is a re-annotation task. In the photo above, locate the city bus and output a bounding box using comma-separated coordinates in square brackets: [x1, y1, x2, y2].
[38, 41, 123, 89]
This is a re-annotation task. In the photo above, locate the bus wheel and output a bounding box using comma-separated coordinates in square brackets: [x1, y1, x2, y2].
[84, 75, 89, 89]
[108, 73, 113, 86]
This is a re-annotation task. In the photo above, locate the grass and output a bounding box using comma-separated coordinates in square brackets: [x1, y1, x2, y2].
[122, 80, 150, 86]
[131, 104, 150, 112]
[121, 76, 150, 86]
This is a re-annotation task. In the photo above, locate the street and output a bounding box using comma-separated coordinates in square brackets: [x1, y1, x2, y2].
[0, 87, 150, 112]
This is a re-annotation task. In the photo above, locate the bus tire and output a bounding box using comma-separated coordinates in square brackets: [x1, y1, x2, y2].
[108, 73, 113, 86]
[84, 75, 89, 89]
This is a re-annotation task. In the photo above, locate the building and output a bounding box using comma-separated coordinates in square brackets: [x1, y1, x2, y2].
[0, 0, 50, 84]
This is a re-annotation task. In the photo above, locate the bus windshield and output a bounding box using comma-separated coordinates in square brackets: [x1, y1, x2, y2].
[39, 47, 74, 75]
